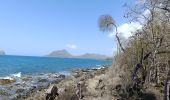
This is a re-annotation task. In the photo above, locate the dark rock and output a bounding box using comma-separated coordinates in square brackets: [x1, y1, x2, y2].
[70, 94, 79, 100]
[45, 85, 58, 100]
[115, 84, 122, 91]
[0, 90, 9, 95]
[58, 74, 65, 79]
[16, 89, 25, 93]
[37, 83, 50, 89]
[38, 79, 49, 83]
[81, 69, 90, 72]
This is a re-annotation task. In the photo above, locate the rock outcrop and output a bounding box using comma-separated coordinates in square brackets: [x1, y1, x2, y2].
[0, 79, 16, 85]
[0, 50, 5, 55]
[12, 65, 114, 100]
[45, 85, 58, 100]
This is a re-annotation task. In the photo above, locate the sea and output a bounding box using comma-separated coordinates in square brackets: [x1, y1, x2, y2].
[0, 55, 112, 99]
[0, 55, 112, 77]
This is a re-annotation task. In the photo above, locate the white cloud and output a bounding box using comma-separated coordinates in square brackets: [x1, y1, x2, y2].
[67, 44, 77, 49]
[108, 22, 142, 39]
[108, 9, 150, 39]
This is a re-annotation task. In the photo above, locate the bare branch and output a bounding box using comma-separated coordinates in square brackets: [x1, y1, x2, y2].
[98, 15, 125, 52]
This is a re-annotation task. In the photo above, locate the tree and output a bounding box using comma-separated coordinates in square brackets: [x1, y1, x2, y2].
[98, 15, 125, 52]
[98, 0, 170, 99]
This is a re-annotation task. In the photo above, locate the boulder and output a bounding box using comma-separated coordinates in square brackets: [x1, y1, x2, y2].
[45, 85, 58, 100]
[58, 74, 65, 79]
[73, 70, 84, 78]
[0, 79, 16, 85]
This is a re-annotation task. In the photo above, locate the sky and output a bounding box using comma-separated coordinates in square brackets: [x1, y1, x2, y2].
[0, 0, 137, 56]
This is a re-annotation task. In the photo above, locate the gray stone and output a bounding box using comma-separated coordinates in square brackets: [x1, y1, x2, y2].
[45, 85, 58, 100]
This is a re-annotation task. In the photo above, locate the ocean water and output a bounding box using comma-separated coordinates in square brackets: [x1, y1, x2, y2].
[0, 55, 112, 77]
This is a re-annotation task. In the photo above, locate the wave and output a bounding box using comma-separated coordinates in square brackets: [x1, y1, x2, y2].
[92, 65, 106, 70]
[11, 72, 22, 78]
[0, 72, 22, 80]
[96, 65, 102, 67]
[0, 76, 14, 80]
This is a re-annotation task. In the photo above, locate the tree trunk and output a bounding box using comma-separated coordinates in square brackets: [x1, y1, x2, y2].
[156, 65, 160, 84]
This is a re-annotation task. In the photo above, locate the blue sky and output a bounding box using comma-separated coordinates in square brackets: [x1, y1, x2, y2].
[0, 0, 135, 56]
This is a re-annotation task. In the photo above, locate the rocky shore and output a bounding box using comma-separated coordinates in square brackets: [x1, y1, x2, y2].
[24, 65, 111, 100]
[0, 65, 111, 100]
[0, 72, 66, 100]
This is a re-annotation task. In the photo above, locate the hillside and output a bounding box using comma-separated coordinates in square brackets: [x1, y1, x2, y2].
[78, 53, 108, 59]
[47, 49, 109, 59]
[47, 49, 73, 58]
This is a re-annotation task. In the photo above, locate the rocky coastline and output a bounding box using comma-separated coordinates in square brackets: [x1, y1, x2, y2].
[0, 65, 111, 100]
[0, 72, 66, 100]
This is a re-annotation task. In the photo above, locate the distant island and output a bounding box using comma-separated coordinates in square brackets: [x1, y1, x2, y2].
[0, 50, 5, 55]
[47, 49, 111, 59]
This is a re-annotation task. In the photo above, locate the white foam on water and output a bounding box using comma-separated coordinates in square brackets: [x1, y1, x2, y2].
[96, 65, 102, 67]
[0, 72, 22, 80]
[59, 71, 71, 76]
[11, 72, 22, 78]
[92, 65, 105, 70]
[0, 76, 14, 80]
[97, 66, 105, 70]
